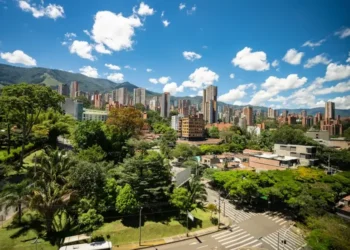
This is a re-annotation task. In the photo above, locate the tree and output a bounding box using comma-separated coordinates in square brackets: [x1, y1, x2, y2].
[169, 110, 179, 116]
[127, 138, 155, 157]
[106, 107, 144, 137]
[28, 149, 75, 234]
[116, 184, 139, 214]
[0, 97, 15, 154]
[208, 126, 220, 138]
[78, 209, 104, 232]
[159, 129, 177, 158]
[207, 203, 218, 219]
[0, 83, 64, 170]
[77, 145, 106, 163]
[343, 127, 350, 140]
[134, 103, 146, 112]
[74, 120, 107, 150]
[171, 143, 199, 160]
[219, 129, 235, 143]
[0, 181, 30, 224]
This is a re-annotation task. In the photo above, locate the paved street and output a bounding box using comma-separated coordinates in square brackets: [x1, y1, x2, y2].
[143, 188, 306, 250]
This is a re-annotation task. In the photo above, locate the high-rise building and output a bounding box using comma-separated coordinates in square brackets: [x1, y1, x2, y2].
[301, 110, 307, 118]
[282, 110, 289, 118]
[178, 114, 205, 140]
[178, 99, 191, 117]
[70, 81, 79, 98]
[325, 101, 335, 120]
[239, 116, 247, 130]
[133, 88, 146, 106]
[94, 92, 103, 109]
[202, 85, 218, 124]
[113, 87, 129, 106]
[243, 106, 253, 126]
[314, 112, 322, 125]
[58, 83, 69, 96]
[268, 107, 276, 119]
[149, 96, 159, 111]
[160, 92, 171, 117]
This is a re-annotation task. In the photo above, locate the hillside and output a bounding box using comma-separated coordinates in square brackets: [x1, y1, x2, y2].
[1, 63, 349, 116]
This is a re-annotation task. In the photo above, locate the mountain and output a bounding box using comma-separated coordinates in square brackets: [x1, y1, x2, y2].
[1, 63, 350, 116]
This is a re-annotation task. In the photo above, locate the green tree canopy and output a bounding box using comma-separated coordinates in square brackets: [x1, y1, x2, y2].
[116, 184, 139, 214]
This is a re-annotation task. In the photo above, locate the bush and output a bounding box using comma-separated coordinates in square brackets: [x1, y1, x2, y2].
[0, 143, 36, 163]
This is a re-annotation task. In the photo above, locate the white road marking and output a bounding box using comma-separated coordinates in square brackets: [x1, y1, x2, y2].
[279, 221, 287, 225]
[222, 234, 252, 245]
[190, 242, 198, 245]
[197, 245, 208, 249]
[275, 218, 284, 223]
[229, 239, 259, 250]
[225, 236, 255, 248]
[212, 231, 232, 238]
[218, 231, 246, 243]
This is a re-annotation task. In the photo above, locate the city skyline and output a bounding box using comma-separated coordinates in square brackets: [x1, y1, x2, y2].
[0, 0, 350, 109]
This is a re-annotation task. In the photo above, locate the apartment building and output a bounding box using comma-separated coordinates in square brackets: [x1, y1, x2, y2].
[70, 81, 79, 98]
[243, 106, 253, 126]
[58, 83, 69, 96]
[274, 144, 318, 166]
[82, 109, 108, 121]
[202, 85, 218, 124]
[133, 88, 146, 106]
[160, 92, 171, 117]
[178, 114, 205, 140]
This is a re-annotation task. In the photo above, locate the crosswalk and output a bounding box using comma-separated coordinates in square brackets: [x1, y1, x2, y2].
[220, 200, 258, 223]
[262, 211, 289, 226]
[211, 226, 262, 250]
[262, 227, 306, 250]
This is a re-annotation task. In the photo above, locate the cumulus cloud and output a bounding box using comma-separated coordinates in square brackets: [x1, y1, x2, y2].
[335, 27, 350, 39]
[183, 51, 202, 61]
[269, 96, 287, 102]
[105, 63, 120, 70]
[283, 49, 304, 65]
[79, 66, 99, 78]
[179, 3, 186, 10]
[346, 52, 350, 63]
[328, 95, 350, 109]
[65, 33, 76, 40]
[124, 65, 136, 70]
[69, 40, 95, 61]
[135, 2, 154, 16]
[304, 54, 331, 68]
[187, 5, 196, 15]
[162, 20, 170, 27]
[231, 47, 270, 71]
[0, 50, 37, 66]
[302, 39, 326, 48]
[159, 76, 171, 84]
[314, 80, 350, 95]
[262, 74, 307, 92]
[149, 78, 158, 84]
[229, 73, 235, 79]
[95, 43, 112, 54]
[107, 73, 124, 82]
[182, 67, 219, 90]
[324, 63, 350, 81]
[163, 82, 184, 95]
[146, 68, 152, 72]
[218, 84, 255, 103]
[18, 0, 64, 19]
[250, 90, 276, 106]
[91, 11, 142, 52]
[271, 60, 279, 68]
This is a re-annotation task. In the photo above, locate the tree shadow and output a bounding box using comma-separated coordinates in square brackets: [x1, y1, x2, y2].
[8, 212, 45, 239]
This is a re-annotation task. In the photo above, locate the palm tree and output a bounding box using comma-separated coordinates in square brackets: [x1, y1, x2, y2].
[28, 149, 75, 234]
[188, 177, 207, 210]
[0, 181, 31, 224]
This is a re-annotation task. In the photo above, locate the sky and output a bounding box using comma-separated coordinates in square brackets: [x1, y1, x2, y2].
[1, 0, 350, 109]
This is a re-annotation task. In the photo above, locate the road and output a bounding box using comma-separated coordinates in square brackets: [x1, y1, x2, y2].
[143, 188, 306, 250]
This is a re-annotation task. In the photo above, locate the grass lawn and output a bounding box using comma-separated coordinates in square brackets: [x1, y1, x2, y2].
[93, 209, 214, 246]
[23, 149, 44, 167]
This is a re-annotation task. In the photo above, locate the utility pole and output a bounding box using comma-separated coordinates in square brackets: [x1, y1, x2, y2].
[139, 207, 143, 246]
[186, 210, 189, 237]
[218, 194, 221, 229]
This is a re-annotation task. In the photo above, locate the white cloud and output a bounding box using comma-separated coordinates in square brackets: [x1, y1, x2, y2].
[163, 82, 184, 95]
[107, 73, 124, 82]
[229, 73, 235, 79]
[65, 33, 76, 40]
[161, 11, 164, 17]
[314, 80, 350, 95]
[182, 67, 219, 90]
[328, 95, 350, 109]
[271, 60, 279, 68]
[18, 0, 64, 20]
[124, 65, 136, 70]
[136, 2, 154, 16]
[79, 66, 99, 78]
[187, 5, 196, 15]
[105, 63, 120, 70]
[197, 90, 203, 96]
[262, 74, 307, 92]
[269, 96, 287, 102]
[69, 40, 95, 61]
[283, 49, 304, 65]
[335, 27, 350, 39]
[231, 47, 270, 71]
[146, 68, 152, 72]
[324, 63, 350, 81]
[83, 30, 91, 37]
[91, 11, 142, 52]
[149, 78, 158, 84]
[61, 41, 67, 46]
[179, 3, 186, 10]
[346, 52, 350, 63]
[162, 20, 170, 27]
[159, 76, 171, 84]
[218, 84, 255, 103]
[304, 54, 331, 68]
[250, 90, 276, 106]
[302, 39, 326, 48]
[183, 51, 202, 61]
[95, 43, 112, 54]
[0, 50, 37, 66]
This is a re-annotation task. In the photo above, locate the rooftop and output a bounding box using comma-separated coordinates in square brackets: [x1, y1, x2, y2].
[275, 144, 316, 148]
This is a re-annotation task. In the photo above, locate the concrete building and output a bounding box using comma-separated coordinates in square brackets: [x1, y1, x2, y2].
[302, 116, 313, 127]
[178, 114, 205, 140]
[58, 83, 69, 96]
[61, 98, 83, 120]
[249, 153, 299, 171]
[243, 106, 253, 126]
[113, 87, 129, 106]
[70, 81, 79, 98]
[202, 85, 218, 124]
[320, 118, 343, 136]
[133, 88, 146, 106]
[301, 110, 307, 118]
[314, 112, 322, 125]
[93, 92, 103, 109]
[305, 130, 330, 141]
[82, 109, 108, 121]
[178, 99, 191, 117]
[274, 144, 318, 166]
[268, 107, 275, 119]
[160, 92, 171, 117]
[325, 101, 335, 120]
[239, 116, 247, 130]
[171, 115, 183, 131]
[149, 96, 159, 111]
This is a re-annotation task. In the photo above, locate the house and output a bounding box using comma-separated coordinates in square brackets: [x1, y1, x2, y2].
[336, 195, 350, 221]
[274, 144, 318, 166]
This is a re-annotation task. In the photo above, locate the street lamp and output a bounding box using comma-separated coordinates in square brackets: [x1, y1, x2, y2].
[139, 207, 143, 246]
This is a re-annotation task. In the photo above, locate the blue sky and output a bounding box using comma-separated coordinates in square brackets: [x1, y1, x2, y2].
[1, 0, 350, 109]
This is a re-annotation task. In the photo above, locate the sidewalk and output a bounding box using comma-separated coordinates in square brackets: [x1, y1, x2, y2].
[116, 216, 231, 250]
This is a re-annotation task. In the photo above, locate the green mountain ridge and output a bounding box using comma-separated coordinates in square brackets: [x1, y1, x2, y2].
[1, 63, 350, 116]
